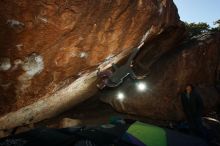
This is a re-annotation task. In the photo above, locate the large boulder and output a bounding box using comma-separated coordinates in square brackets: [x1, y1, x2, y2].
[0, 0, 184, 129]
[101, 32, 220, 120]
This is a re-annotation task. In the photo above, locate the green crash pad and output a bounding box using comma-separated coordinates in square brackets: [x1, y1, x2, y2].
[127, 121, 167, 146]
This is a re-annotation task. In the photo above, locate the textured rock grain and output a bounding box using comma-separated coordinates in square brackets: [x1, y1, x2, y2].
[0, 0, 182, 129]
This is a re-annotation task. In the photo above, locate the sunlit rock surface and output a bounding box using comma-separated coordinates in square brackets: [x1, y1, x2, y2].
[101, 32, 220, 120]
[0, 0, 183, 129]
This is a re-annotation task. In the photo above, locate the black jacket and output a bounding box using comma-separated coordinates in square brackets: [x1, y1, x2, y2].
[180, 90, 204, 118]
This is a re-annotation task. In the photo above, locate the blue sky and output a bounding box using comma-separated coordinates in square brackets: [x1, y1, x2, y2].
[173, 0, 220, 27]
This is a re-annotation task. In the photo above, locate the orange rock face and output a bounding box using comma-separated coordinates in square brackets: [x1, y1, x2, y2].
[0, 0, 183, 129]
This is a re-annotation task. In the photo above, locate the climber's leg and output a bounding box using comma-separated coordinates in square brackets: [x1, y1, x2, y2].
[106, 79, 122, 87]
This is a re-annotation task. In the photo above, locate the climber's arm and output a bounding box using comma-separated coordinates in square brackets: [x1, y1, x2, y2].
[127, 48, 139, 65]
[129, 70, 138, 80]
[96, 68, 101, 76]
[112, 63, 118, 71]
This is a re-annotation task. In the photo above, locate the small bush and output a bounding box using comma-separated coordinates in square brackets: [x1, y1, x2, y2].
[184, 19, 220, 37]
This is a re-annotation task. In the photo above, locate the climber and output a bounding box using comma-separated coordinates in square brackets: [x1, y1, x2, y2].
[97, 47, 147, 89]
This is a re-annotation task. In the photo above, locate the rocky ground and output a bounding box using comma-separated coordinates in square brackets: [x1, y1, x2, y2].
[0, 95, 176, 138]
[0, 94, 220, 139]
